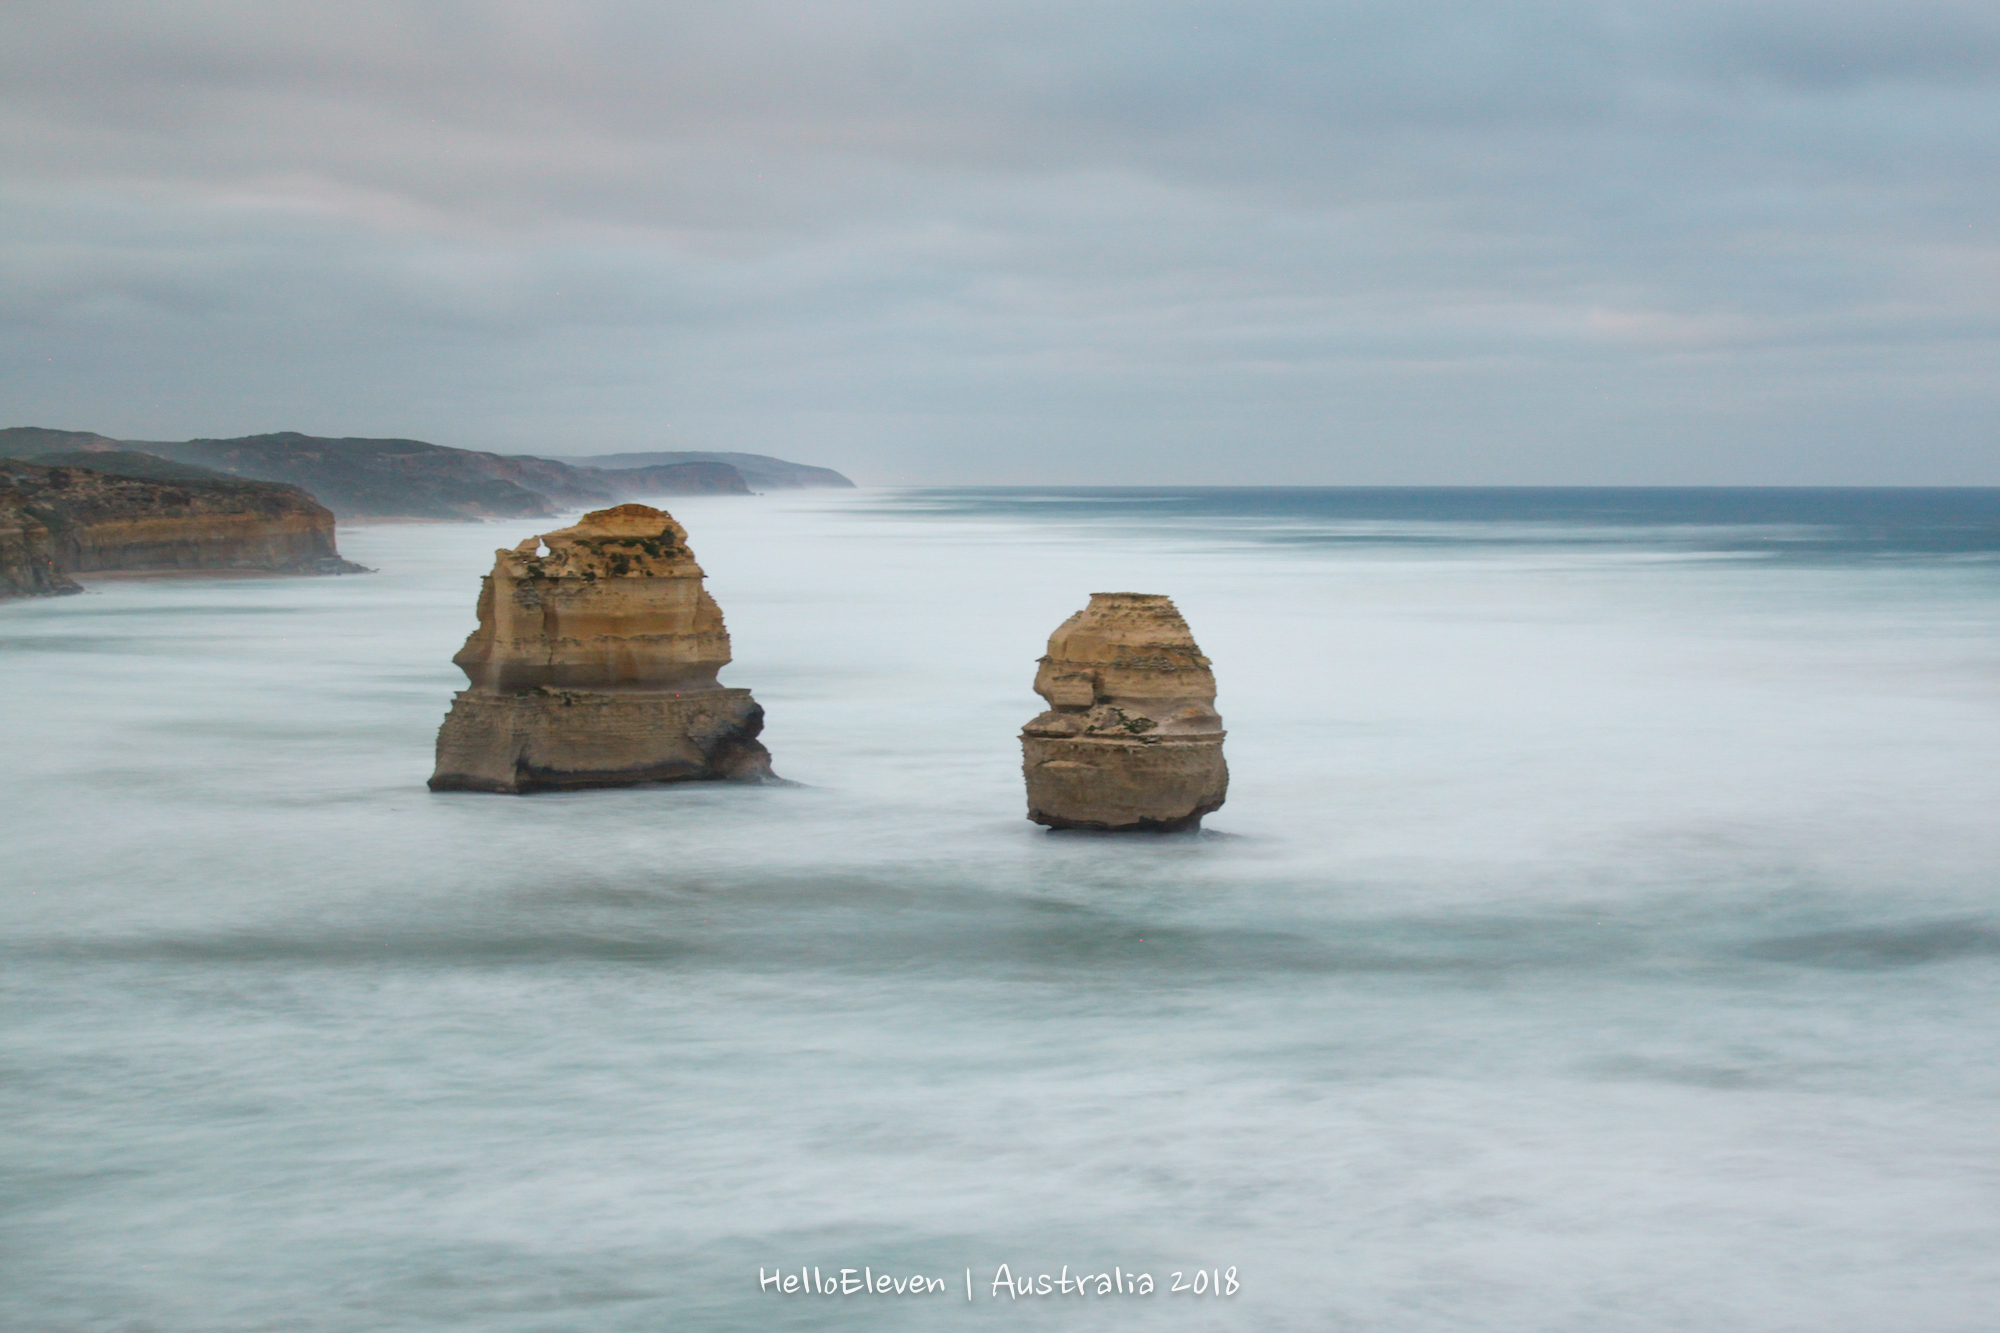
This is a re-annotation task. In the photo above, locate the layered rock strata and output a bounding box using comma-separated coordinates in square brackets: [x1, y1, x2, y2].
[0, 485, 79, 598]
[1020, 592, 1227, 832]
[430, 503, 775, 793]
[0, 457, 363, 599]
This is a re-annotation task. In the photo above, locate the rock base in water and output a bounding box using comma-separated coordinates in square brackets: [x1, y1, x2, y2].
[1021, 591, 1227, 832]
[1021, 733, 1227, 832]
[429, 686, 772, 793]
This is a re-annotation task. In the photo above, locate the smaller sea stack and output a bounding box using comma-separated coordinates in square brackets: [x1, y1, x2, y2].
[1020, 592, 1227, 832]
[429, 504, 774, 793]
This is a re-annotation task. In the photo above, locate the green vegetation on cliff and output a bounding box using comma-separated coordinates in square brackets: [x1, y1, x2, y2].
[1, 428, 769, 519]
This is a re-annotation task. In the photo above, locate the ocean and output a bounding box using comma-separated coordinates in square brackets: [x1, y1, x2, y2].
[4, 486, 1999, 1331]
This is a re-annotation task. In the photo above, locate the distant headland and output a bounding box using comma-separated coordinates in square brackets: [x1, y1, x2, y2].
[0, 426, 854, 600]
[0, 428, 855, 523]
[543, 451, 855, 493]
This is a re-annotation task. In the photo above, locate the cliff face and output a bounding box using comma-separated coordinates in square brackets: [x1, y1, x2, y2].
[29, 450, 276, 484]
[0, 485, 80, 598]
[0, 458, 365, 598]
[5, 427, 780, 518]
[450, 504, 733, 694]
[431, 503, 774, 792]
[101, 434, 758, 518]
[594, 461, 753, 496]
[569, 450, 855, 489]
[1020, 592, 1227, 832]
[132, 434, 569, 520]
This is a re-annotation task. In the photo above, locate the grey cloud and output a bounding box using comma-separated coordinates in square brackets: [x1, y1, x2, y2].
[1661, 1, 2000, 90]
[1, 1, 1996, 482]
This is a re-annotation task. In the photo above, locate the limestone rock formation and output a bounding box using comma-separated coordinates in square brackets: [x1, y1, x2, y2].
[429, 503, 775, 793]
[1020, 592, 1227, 832]
[0, 456, 363, 599]
[0, 486, 79, 598]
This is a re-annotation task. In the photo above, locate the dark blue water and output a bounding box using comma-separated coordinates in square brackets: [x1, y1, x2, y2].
[895, 486, 2000, 558]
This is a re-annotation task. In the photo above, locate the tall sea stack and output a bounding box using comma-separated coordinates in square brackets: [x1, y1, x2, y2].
[1020, 592, 1227, 832]
[429, 504, 774, 793]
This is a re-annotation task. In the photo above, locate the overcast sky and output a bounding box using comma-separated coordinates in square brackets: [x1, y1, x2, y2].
[3, 1, 1997, 483]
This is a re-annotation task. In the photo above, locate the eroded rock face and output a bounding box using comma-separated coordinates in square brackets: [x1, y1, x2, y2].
[1020, 592, 1227, 832]
[429, 503, 774, 792]
[0, 489, 78, 598]
[0, 456, 361, 599]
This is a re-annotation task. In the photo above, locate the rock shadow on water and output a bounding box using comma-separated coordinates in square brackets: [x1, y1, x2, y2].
[1036, 824, 1241, 841]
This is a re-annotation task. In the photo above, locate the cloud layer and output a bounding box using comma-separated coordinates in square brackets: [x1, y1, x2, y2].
[4, 0, 1997, 481]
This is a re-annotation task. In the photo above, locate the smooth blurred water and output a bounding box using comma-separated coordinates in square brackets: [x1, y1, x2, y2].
[4, 487, 1999, 1332]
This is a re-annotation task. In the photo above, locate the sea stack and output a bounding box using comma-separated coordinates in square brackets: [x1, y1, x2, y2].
[429, 503, 774, 793]
[1020, 592, 1227, 832]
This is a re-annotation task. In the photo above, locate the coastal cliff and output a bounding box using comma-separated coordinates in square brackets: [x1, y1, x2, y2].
[144, 438, 754, 513]
[564, 450, 854, 489]
[0, 457, 364, 599]
[0, 428, 815, 519]
[597, 461, 754, 496]
[0, 487, 79, 598]
[431, 503, 774, 792]
[127, 433, 575, 520]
